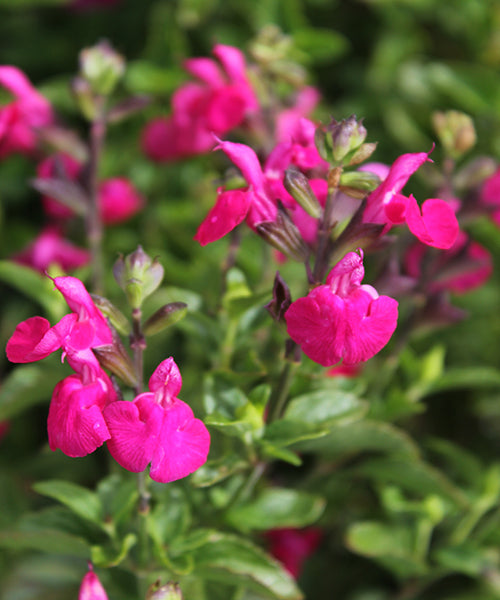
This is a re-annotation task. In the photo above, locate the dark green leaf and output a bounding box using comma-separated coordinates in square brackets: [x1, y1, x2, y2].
[284, 390, 368, 425]
[90, 533, 137, 568]
[263, 420, 329, 447]
[0, 529, 89, 557]
[0, 365, 60, 420]
[191, 455, 249, 487]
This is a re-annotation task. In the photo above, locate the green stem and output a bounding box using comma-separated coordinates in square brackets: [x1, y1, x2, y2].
[267, 356, 298, 424]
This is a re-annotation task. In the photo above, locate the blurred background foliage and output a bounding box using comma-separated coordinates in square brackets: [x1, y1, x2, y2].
[1, 0, 500, 599]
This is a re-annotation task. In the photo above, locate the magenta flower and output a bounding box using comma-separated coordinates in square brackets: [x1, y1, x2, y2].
[6, 275, 112, 376]
[480, 167, 500, 227]
[79, 565, 108, 600]
[104, 357, 210, 483]
[363, 151, 459, 249]
[275, 87, 321, 145]
[13, 226, 90, 273]
[266, 528, 322, 579]
[0, 66, 53, 158]
[285, 251, 398, 366]
[142, 44, 258, 162]
[48, 369, 116, 457]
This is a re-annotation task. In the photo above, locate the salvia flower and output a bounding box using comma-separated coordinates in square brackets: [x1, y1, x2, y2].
[0, 66, 53, 158]
[363, 151, 459, 249]
[285, 251, 398, 366]
[267, 528, 322, 579]
[104, 357, 210, 483]
[480, 166, 500, 227]
[142, 44, 258, 161]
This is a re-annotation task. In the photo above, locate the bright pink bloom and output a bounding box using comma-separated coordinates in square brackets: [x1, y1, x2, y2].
[48, 370, 116, 457]
[104, 357, 210, 483]
[79, 565, 108, 600]
[405, 231, 492, 294]
[480, 167, 500, 227]
[142, 44, 258, 161]
[6, 276, 112, 376]
[0, 66, 53, 158]
[285, 251, 398, 366]
[364, 151, 459, 249]
[267, 528, 322, 579]
[98, 178, 144, 224]
[13, 226, 90, 273]
[275, 87, 321, 145]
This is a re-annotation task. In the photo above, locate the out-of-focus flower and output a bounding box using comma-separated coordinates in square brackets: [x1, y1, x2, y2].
[79, 565, 109, 600]
[0, 66, 53, 158]
[405, 231, 492, 294]
[267, 528, 322, 579]
[38, 153, 144, 224]
[104, 357, 210, 483]
[285, 251, 398, 366]
[363, 151, 459, 249]
[480, 167, 500, 227]
[13, 226, 90, 273]
[142, 44, 258, 161]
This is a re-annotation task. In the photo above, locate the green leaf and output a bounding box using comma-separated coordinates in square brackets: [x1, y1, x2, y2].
[295, 420, 420, 458]
[284, 389, 368, 426]
[263, 420, 329, 447]
[91, 533, 137, 568]
[0, 365, 61, 420]
[205, 413, 259, 437]
[0, 260, 66, 321]
[346, 521, 427, 579]
[356, 458, 470, 508]
[125, 61, 185, 95]
[191, 455, 249, 487]
[96, 474, 139, 526]
[293, 28, 349, 63]
[227, 488, 325, 532]
[148, 487, 191, 543]
[258, 441, 302, 466]
[33, 480, 105, 530]
[434, 543, 499, 577]
[190, 531, 303, 600]
[0, 529, 89, 557]
[426, 367, 500, 393]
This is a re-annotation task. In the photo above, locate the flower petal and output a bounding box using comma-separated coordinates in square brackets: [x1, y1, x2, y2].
[194, 188, 251, 245]
[406, 196, 459, 249]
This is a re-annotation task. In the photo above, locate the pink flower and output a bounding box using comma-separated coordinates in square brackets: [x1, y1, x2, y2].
[6, 276, 112, 377]
[38, 153, 144, 224]
[480, 167, 500, 227]
[275, 87, 321, 145]
[0, 66, 53, 158]
[285, 251, 398, 366]
[13, 226, 90, 273]
[142, 44, 258, 161]
[48, 369, 116, 457]
[405, 231, 492, 294]
[267, 528, 322, 579]
[363, 151, 459, 249]
[79, 565, 108, 600]
[104, 357, 210, 483]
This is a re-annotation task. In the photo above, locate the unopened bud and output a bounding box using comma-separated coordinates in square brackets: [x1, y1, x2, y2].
[79, 40, 125, 96]
[265, 271, 291, 324]
[91, 295, 131, 335]
[94, 327, 138, 388]
[256, 206, 309, 262]
[348, 142, 378, 166]
[79, 565, 108, 600]
[339, 170, 381, 199]
[113, 246, 164, 309]
[146, 580, 183, 600]
[284, 167, 322, 218]
[326, 115, 367, 163]
[432, 110, 476, 159]
[143, 302, 188, 336]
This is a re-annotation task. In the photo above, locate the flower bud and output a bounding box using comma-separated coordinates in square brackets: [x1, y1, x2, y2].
[72, 76, 98, 121]
[146, 581, 183, 600]
[256, 206, 309, 262]
[339, 170, 381, 199]
[348, 142, 378, 166]
[93, 327, 138, 388]
[284, 167, 322, 218]
[113, 246, 164, 309]
[318, 116, 367, 164]
[79, 565, 108, 600]
[265, 271, 291, 324]
[91, 294, 131, 335]
[79, 40, 125, 96]
[432, 110, 476, 159]
[143, 302, 188, 336]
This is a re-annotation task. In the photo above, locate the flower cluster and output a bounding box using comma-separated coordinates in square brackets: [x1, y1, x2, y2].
[6, 276, 210, 483]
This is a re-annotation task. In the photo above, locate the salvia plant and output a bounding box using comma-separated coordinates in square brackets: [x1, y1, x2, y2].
[1, 18, 500, 600]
